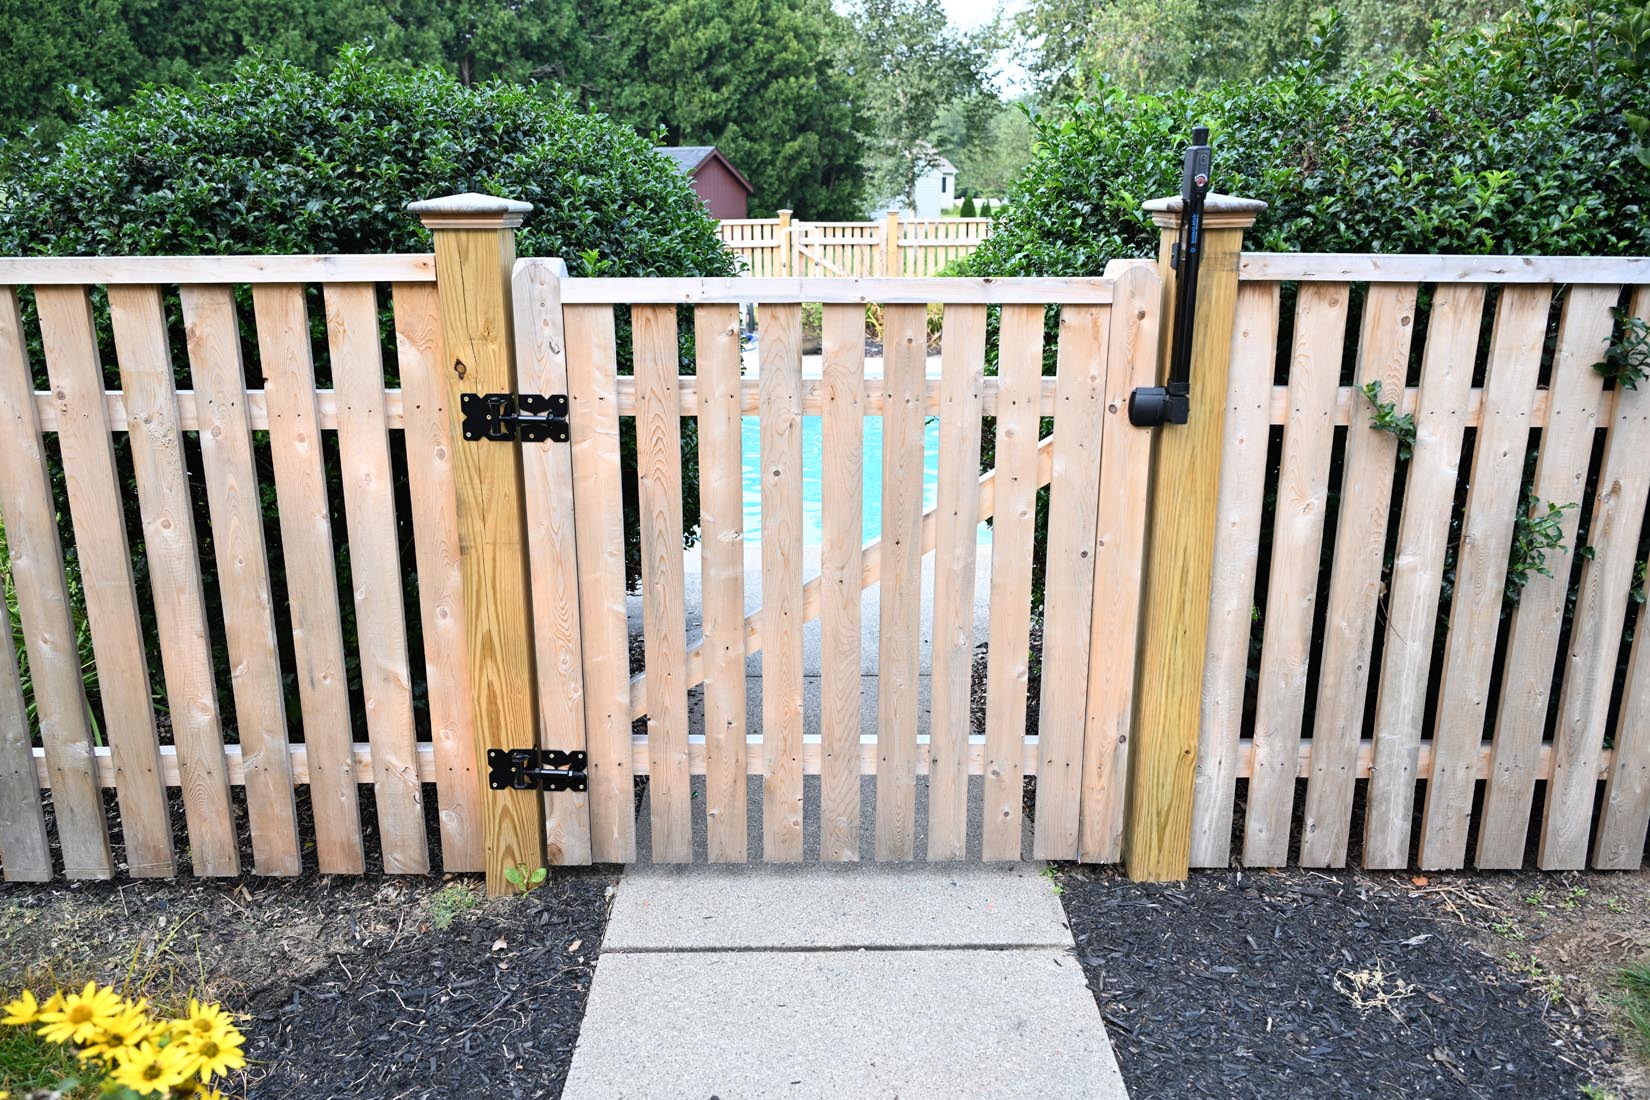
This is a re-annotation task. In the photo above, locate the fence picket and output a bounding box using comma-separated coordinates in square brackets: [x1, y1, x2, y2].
[760, 303, 806, 861]
[1032, 304, 1111, 860]
[253, 283, 365, 874]
[182, 286, 302, 875]
[875, 304, 927, 860]
[927, 304, 986, 861]
[1596, 615, 1650, 868]
[325, 283, 428, 875]
[820, 304, 865, 861]
[109, 285, 239, 876]
[564, 304, 637, 863]
[634, 304, 692, 863]
[1539, 288, 1650, 869]
[393, 282, 483, 871]
[1244, 283, 1348, 866]
[0, 546, 51, 881]
[695, 303, 750, 863]
[1079, 261, 1161, 864]
[1297, 283, 1417, 867]
[1476, 286, 1615, 866]
[1417, 286, 1548, 869]
[510, 264, 591, 866]
[1364, 284, 1484, 868]
[982, 305, 1045, 860]
[37, 286, 177, 877]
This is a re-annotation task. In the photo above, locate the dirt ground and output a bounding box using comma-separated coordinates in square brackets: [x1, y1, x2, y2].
[1059, 863, 1650, 1100]
[0, 867, 616, 1099]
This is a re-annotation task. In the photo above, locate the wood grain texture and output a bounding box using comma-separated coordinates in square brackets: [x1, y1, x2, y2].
[1078, 261, 1162, 864]
[1242, 283, 1348, 867]
[633, 304, 692, 863]
[926, 304, 985, 861]
[1296, 283, 1417, 868]
[1417, 286, 1548, 870]
[1475, 286, 1614, 867]
[325, 283, 428, 875]
[982, 305, 1045, 860]
[183, 285, 301, 876]
[109, 285, 239, 876]
[694, 304, 750, 863]
[1187, 281, 1279, 867]
[1031, 303, 1110, 860]
[564, 304, 637, 862]
[36, 286, 175, 877]
[819, 304, 865, 861]
[427, 228, 546, 891]
[874, 304, 927, 861]
[0, 546, 51, 881]
[510, 262, 591, 867]
[253, 283, 365, 875]
[1595, 613, 1650, 868]
[556, 274, 1115, 305]
[1240, 253, 1650, 284]
[1362, 284, 1484, 869]
[1124, 225, 1247, 881]
[759, 303, 805, 861]
[393, 282, 483, 871]
[1539, 287, 1650, 870]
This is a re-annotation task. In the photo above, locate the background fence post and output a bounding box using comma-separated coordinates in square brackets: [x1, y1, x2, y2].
[1124, 191, 1265, 882]
[777, 208, 793, 277]
[409, 192, 545, 896]
[883, 210, 900, 276]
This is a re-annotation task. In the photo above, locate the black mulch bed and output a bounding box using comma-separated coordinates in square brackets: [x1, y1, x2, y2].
[244, 873, 610, 1100]
[1060, 865, 1596, 1099]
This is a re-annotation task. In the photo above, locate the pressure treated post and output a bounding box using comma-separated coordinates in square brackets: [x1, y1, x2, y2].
[1123, 192, 1265, 881]
[883, 210, 901, 276]
[409, 193, 545, 895]
[776, 208, 793, 277]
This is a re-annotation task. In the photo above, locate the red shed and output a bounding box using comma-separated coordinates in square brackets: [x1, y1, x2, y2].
[660, 145, 755, 220]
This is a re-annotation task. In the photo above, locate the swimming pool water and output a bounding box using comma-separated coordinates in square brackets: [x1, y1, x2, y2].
[738, 415, 988, 545]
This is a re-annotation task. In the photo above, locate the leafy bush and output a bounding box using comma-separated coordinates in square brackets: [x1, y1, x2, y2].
[969, 1, 1650, 279]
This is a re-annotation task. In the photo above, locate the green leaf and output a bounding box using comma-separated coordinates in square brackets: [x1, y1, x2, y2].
[529, 867, 548, 885]
[503, 866, 526, 888]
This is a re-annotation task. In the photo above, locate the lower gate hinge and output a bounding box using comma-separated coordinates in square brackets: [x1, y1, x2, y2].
[461, 392, 570, 443]
[487, 748, 589, 792]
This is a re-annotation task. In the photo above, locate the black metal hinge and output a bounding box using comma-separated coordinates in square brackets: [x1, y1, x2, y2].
[488, 748, 588, 792]
[461, 392, 569, 443]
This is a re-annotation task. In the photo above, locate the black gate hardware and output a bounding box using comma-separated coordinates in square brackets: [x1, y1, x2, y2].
[461, 392, 569, 443]
[487, 748, 589, 792]
[1130, 125, 1213, 428]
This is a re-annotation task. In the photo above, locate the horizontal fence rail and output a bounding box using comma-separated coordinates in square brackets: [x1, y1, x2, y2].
[718, 216, 993, 278]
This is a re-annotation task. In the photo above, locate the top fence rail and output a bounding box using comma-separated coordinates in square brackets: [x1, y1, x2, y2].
[0, 255, 437, 285]
[1240, 252, 1650, 283]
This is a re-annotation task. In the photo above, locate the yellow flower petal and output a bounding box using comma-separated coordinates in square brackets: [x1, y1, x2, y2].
[0, 989, 41, 1027]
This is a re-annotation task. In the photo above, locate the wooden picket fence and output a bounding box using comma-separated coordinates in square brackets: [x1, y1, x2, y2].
[718, 213, 992, 278]
[2, 194, 1649, 888]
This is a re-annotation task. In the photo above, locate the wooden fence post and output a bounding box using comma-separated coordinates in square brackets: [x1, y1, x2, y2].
[1124, 192, 1265, 882]
[408, 193, 545, 895]
[883, 210, 901, 276]
[777, 208, 793, 278]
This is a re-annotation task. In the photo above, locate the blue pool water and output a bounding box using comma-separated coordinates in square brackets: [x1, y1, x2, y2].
[738, 416, 985, 545]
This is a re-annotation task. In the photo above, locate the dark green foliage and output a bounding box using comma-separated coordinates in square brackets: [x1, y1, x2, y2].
[969, 2, 1650, 281]
[1593, 306, 1650, 389]
[959, 195, 978, 217]
[1505, 498, 1578, 605]
[1360, 380, 1417, 461]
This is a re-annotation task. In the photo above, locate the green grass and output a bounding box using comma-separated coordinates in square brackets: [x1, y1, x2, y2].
[0, 1024, 101, 1099]
[1622, 961, 1650, 1056]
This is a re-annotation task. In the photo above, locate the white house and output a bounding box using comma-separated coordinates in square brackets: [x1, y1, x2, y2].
[869, 152, 957, 220]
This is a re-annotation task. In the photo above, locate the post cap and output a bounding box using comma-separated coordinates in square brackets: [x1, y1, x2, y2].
[407, 192, 533, 230]
[1143, 192, 1266, 230]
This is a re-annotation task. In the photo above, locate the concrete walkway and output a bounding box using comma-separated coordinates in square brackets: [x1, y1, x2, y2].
[561, 863, 1129, 1100]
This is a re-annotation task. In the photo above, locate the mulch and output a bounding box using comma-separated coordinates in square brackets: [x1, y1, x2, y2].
[1059, 865, 1603, 1100]
[244, 873, 611, 1100]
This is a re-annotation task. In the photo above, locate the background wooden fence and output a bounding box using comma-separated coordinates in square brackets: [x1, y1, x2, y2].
[718, 213, 992, 278]
[2, 228, 1649, 884]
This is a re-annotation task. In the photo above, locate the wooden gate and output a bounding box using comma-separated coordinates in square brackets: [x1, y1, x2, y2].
[499, 261, 1163, 868]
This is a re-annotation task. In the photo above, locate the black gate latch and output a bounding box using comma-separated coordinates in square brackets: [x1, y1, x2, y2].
[487, 748, 588, 792]
[461, 392, 570, 443]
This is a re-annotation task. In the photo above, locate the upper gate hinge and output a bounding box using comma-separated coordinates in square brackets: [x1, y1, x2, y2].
[487, 748, 588, 792]
[460, 392, 570, 443]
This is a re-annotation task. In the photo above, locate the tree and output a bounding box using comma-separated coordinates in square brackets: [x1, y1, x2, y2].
[842, 0, 994, 210]
[934, 96, 1038, 199]
[960, 194, 978, 216]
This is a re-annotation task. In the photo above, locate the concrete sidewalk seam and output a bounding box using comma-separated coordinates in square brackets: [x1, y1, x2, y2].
[602, 942, 1077, 955]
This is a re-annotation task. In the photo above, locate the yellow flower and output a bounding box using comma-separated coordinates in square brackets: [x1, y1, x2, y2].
[172, 1023, 247, 1083]
[35, 982, 125, 1046]
[107, 1040, 193, 1096]
[77, 998, 156, 1062]
[1, 990, 42, 1027]
[171, 998, 238, 1043]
